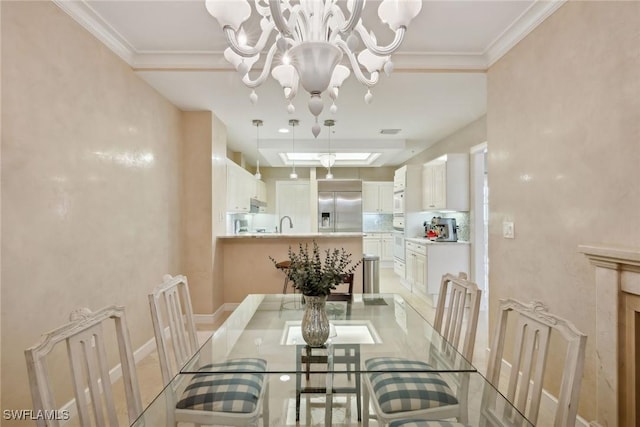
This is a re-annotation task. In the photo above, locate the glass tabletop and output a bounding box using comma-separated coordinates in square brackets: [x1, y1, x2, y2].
[132, 370, 534, 426]
[180, 293, 477, 375]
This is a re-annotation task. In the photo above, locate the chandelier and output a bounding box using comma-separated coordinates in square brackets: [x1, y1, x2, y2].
[205, 0, 422, 137]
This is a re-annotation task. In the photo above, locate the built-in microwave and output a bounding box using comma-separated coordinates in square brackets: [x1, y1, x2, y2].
[393, 191, 405, 215]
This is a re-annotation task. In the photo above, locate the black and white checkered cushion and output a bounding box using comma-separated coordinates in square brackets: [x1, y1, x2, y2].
[176, 358, 266, 413]
[389, 421, 468, 427]
[366, 358, 457, 414]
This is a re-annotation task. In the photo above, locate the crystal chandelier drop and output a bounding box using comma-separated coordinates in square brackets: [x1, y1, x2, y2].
[205, 0, 422, 137]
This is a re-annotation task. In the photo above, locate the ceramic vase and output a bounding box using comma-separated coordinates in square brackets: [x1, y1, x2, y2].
[301, 295, 330, 347]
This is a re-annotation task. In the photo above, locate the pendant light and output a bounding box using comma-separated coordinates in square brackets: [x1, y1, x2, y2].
[289, 119, 299, 180]
[324, 119, 335, 179]
[253, 119, 263, 180]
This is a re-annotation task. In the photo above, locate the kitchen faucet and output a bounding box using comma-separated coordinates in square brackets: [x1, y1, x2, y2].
[279, 216, 293, 234]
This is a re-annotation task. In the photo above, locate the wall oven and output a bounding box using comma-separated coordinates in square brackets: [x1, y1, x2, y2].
[393, 230, 405, 262]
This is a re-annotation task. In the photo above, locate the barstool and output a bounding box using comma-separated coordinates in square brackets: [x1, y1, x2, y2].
[275, 260, 292, 294]
[276, 260, 300, 309]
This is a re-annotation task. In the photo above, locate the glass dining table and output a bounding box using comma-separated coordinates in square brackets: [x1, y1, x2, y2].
[132, 294, 533, 426]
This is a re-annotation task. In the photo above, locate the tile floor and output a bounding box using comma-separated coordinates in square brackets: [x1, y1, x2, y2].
[79, 268, 554, 426]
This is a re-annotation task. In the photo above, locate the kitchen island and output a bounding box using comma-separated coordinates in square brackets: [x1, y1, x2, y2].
[219, 233, 364, 303]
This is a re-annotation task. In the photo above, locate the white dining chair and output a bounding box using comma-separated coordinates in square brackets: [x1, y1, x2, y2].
[363, 272, 482, 426]
[389, 299, 588, 427]
[25, 305, 142, 427]
[148, 274, 269, 426]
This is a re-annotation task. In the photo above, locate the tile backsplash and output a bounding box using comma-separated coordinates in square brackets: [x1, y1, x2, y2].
[363, 213, 394, 232]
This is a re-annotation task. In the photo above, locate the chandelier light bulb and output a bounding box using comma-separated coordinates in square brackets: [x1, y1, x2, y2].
[206, 0, 421, 133]
[287, 103, 295, 114]
[325, 172, 334, 179]
[312, 123, 321, 138]
[289, 171, 298, 180]
[330, 102, 337, 114]
[249, 90, 258, 104]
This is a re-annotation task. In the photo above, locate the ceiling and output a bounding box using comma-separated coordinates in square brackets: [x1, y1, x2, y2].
[55, 0, 563, 168]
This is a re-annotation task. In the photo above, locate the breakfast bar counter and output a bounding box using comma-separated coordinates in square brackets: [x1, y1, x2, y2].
[219, 233, 364, 303]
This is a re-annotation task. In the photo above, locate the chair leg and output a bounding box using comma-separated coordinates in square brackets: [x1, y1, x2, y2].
[262, 379, 270, 427]
[356, 372, 362, 421]
[363, 379, 370, 427]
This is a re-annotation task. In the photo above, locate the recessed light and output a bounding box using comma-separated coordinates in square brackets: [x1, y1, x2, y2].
[278, 128, 289, 133]
[380, 128, 401, 135]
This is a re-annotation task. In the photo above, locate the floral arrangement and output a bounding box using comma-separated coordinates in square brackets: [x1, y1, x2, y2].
[270, 241, 361, 297]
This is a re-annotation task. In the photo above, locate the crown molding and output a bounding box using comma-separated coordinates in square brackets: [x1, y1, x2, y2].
[53, 0, 136, 64]
[484, 0, 567, 67]
[55, 0, 564, 72]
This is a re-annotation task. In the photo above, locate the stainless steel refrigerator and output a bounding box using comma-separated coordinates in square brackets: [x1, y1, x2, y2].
[317, 180, 363, 233]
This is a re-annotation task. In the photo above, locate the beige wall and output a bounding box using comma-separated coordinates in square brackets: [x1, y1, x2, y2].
[211, 114, 228, 311]
[1, 1, 182, 419]
[487, 1, 640, 420]
[181, 112, 214, 313]
[403, 116, 486, 166]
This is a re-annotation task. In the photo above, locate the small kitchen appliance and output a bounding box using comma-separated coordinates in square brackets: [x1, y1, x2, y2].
[434, 217, 458, 242]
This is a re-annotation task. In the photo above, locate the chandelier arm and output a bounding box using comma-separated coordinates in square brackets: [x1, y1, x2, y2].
[354, 22, 407, 56]
[223, 23, 276, 57]
[337, 0, 364, 35]
[291, 5, 309, 42]
[240, 43, 279, 89]
[269, 0, 292, 37]
[335, 39, 380, 87]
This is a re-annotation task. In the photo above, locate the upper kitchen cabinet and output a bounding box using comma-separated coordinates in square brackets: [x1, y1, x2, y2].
[226, 160, 266, 213]
[362, 181, 394, 213]
[422, 154, 469, 211]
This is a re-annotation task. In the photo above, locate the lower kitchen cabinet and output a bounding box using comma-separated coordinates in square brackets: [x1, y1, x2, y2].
[363, 233, 394, 263]
[405, 239, 470, 303]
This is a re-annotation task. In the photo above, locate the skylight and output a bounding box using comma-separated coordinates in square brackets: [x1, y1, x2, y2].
[278, 152, 382, 166]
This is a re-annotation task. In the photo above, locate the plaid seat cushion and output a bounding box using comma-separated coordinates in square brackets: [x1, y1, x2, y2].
[389, 421, 468, 427]
[365, 357, 434, 372]
[176, 358, 266, 413]
[366, 358, 457, 414]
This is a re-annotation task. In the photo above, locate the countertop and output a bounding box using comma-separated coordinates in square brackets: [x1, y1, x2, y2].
[405, 237, 471, 245]
[219, 232, 365, 239]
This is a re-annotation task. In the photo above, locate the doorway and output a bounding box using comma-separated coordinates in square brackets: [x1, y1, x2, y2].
[470, 143, 488, 310]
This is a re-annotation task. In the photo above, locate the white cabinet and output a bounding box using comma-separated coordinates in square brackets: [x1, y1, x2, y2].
[422, 154, 469, 211]
[362, 182, 394, 213]
[405, 241, 427, 293]
[405, 239, 470, 303]
[276, 180, 311, 233]
[381, 234, 394, 261]
[227, 160, 268, 213]
[253, 179, 267, 203]
[363, 233, 394, 262]
[393, 166, 407, 192]
[363, 236, 382, 256]
[226, 161, 252, 213]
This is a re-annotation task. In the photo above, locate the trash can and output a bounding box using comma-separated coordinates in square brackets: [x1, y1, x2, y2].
[362, 254, 380, 294]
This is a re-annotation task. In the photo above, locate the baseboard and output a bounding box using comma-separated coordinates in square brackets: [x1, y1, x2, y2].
[489, 350, 590, 427]
[193, 303, 239, 324]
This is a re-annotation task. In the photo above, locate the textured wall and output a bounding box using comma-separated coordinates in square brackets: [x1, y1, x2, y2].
[1, 1, 182, 419]
[487, 1, 640, 420]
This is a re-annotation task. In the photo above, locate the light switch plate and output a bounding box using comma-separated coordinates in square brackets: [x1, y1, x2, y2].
[503, 221, 514, 239]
